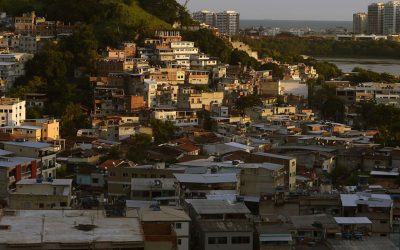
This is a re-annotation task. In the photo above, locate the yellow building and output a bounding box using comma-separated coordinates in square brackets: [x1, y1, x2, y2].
[22, 118, 60, 141]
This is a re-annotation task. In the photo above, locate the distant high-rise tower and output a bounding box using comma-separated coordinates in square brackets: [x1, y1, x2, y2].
[192, 10, 214, 27]
[353, 12, 368, 34]
[383, 0, 400, 35]
[214, 10, 240, 36]
[368, 3, 385, 34]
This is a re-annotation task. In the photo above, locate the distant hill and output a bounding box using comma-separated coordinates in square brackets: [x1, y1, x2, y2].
[0, 0, 187, 46]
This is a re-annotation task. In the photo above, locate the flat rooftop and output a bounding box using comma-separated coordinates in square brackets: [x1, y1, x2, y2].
[140, 206, 190, 222]
[174, 173, 237, 184]
[3, 141, 52, 149]
[186, 199, 250, 215]
[0, 157, 36, 168]
[0, 210, 144, 245]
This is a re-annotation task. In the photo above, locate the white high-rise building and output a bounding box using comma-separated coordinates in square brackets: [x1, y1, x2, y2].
[383, 0, 400, 35]
[192, 10, 240, 36]
[192, 10, 214, 27]
[214, 10, 240, 36]
[353, 13, 368, 34]
[0, 98, 26, 126]
[368, 3, 385, 34]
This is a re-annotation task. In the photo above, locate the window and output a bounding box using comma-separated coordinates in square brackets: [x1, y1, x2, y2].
[39, 203, 44, 208]
[177, 238, 182, 245]
[109, 172, 116, 177]
[208, 237, 227, 244]
[175, 223, 181, 229]
[60, 202, 67, 207]
[231, 236, 250, 244]
[92, 178, 99, 184]
[122, 172, 128, 177]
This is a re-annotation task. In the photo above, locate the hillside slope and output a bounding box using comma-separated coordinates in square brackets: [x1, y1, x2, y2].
[0, 0, 172, 45]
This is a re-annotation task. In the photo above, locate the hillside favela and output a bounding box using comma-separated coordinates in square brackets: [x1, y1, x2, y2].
[1, 0, 400, 249]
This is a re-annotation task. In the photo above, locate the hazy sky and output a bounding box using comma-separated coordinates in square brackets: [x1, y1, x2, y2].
[177, 0, 380, 21]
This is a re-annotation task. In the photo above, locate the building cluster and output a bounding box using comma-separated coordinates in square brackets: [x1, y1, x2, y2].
[85, 30, 321, 144]
[354, 1, 400, 35]
[0, 12, 76, 92]
[336, 82, 400, 107]
[192, 10, 240, 36]
[0, 9, 396, 250]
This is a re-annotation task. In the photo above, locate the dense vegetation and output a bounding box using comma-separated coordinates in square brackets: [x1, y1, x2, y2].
[356, 103, 400, 147]
[344, 67, 399, 84]
[0, 0, 171, 47]
[10, 26, 98, 135]
[242, 36, 400, 60]
[182, 29, 259, 69]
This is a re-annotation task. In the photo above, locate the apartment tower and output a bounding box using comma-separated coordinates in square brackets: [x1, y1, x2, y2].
[368, 3, 385, 34]
[353, 12, 368, 34]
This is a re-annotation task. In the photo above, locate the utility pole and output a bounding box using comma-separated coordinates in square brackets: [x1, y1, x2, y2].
[41, 215, 45, 244]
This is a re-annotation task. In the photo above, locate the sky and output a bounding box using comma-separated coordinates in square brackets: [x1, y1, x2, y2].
[177, 0, 380, 21]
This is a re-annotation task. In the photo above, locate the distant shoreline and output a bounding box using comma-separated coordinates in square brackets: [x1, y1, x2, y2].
[241, 19, 352, 30]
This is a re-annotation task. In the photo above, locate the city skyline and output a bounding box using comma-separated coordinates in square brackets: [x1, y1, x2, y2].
[178, 0, 383, 21]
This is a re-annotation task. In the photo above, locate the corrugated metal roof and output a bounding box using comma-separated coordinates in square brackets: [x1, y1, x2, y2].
[259, 234, 292, 242]
[0, 157, 36, 168]
[3, 141, 51, 149]
[240, 163, 284, 171]
[225, 142, 255, 151]
[334, 217, 372, 225]
[254, 152, 295, 160]
[340, 193, 392, 208]
[370, 171, 399, 176]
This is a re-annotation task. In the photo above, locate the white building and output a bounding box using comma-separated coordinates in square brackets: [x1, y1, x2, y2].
[0, 98, 26, 126]
[193, 10, 240, 36]
[215, 10, 240, 36]
[279, 80, 308, 98]
[192, 10, 214, 26]
[383, 0, 400, 35]
[0, 53, 33, 90]
[144, 79, 157, 108]
[153, 109, 199, 127]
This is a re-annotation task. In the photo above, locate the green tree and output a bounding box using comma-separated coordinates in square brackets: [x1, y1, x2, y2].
[150, 119, 178, 143]
[61, 103, 88, 136]
[182, 29, 232, 63]
[321, 96, 345, 122]
[126, 134, 153, 163]
[235, 95, 263, 111]
[258, 62, 284, 79]
[230, 49, 260, 69]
